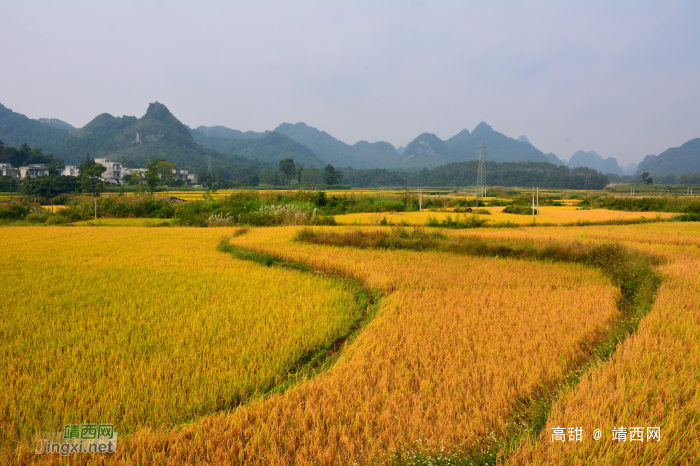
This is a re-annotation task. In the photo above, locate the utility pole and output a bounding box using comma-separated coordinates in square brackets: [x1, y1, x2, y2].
[419, 188, 422, 211]
[532, 187, 535, 216]
[476, 141, 486, 208]
[207, 154, 213, 188]
[536, 187, 539, 216]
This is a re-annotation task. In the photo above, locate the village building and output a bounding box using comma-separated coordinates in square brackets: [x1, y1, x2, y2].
[19, 164, 49, 179]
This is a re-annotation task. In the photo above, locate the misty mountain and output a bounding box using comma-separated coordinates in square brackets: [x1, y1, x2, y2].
[43, 102, 211, 169]
[191, 129, 325, 168]
[621, 162, 638, 176]
[636, 154, 657, 172]
[634, 138, 700, 176]
[544, 153, 567, 166]
[396, 146, 405, 154]
[0, 103, 71, 149]
[398, 123, 559, 169]
[273, 122, 399, 168]
[38, 118, 79, 133]
[196, 125, 269, 139]
[446, 123, 551, 164]
[567, 150, 623, 176]
[518, 134, 568, 165]
[398, 133, 453, 168]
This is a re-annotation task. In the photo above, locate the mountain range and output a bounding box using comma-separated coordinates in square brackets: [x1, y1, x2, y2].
[1, 100, 697, 178]
[398, 123, 556, 169]
[272, 122, 400, 168]
[190, 128, 325, 168]
[567, 150, 624, 176]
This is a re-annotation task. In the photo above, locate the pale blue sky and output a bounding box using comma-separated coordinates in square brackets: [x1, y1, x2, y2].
[1, 0, 698, 165]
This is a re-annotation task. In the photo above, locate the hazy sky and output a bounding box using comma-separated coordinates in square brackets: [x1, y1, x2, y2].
[1, 1, 698, 165]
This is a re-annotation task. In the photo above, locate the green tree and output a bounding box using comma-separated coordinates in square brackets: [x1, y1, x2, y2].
[155, 160, 176, 185]
[641, 172, 653, 185]
[302, 166, 319, 184]
[145, 159, 161, 193]
[324, 164, 343, 185]
[677, 172, 700, 185]
[296, 164, 304, 184]
[278, 158, 296, 185]
[79, 155, 105, 195]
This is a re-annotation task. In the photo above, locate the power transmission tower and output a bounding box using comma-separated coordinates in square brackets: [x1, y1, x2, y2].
[476, 140, 486, 207]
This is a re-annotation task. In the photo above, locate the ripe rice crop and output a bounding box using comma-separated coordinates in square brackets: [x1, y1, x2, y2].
[335, 206, 674, 226]
[99, 225, 620, 465]
[501, 224, 700, 465]
[0, 227, 359, 463]
[8, 221, 697, 465]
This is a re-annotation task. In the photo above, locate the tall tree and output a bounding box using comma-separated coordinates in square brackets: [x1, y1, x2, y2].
[278, 158, 296, 185]
[324, 164, 343, 185]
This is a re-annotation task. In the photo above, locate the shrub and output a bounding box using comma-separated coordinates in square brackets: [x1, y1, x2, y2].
[0, 204, 29, 220]
[25, 213, 50, 224]
[426, 214, 490, 229]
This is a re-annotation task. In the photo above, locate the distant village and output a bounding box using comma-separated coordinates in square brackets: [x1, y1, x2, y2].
[0, 158, 198, 186]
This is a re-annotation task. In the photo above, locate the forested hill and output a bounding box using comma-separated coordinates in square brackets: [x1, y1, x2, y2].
[343, 160, 609, 189]
[38, 118, 79, 133]
[635, 138, 700, 176]
[190, 128, 326, 168]
[0, 103, 71, 148]
[43, 102, 212, 169]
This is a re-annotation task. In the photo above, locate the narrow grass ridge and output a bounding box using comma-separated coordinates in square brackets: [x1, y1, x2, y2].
[217, 228, 384, 400]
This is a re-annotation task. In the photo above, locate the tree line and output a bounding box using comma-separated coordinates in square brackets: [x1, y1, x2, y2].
[342, 160, 610, 189]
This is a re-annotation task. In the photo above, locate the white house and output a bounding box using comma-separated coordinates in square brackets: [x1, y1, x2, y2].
[173, 169, 197, 185]
[94, 158, 123, 184]
[61, 165, 80, 177]
[0, 163, 20, 179]
[19, 164, 49, 179]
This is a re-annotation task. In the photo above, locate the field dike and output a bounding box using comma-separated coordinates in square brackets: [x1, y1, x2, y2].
[217, 229, 383, 402]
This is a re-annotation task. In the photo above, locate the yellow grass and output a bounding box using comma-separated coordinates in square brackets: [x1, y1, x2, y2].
[0, 227, 359, 462]
[90, 225, 620, 465]
[336, 206, 675, 226]
[39, 205, 68, 212]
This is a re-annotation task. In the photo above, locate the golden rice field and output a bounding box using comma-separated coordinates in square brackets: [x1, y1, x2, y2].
[83, 225, 620, 465]
[0, 227, 360, 463]
[335, 206, 674, 226]
[500, 223, 700, 465]
[3, 220, 699, 465]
